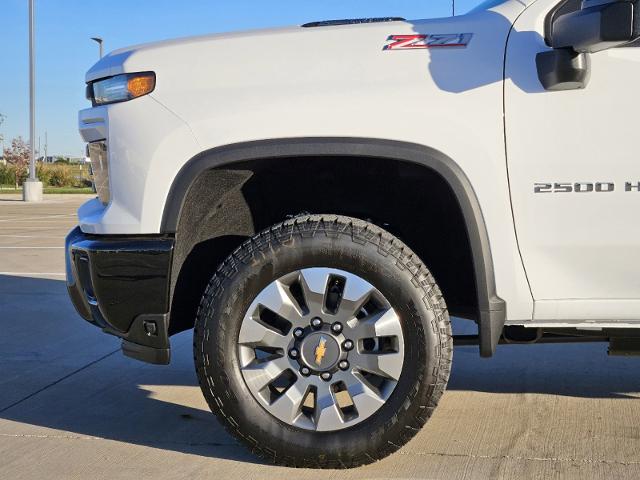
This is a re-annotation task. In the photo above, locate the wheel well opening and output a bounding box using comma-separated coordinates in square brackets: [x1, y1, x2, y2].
[169, 155, 478, 335]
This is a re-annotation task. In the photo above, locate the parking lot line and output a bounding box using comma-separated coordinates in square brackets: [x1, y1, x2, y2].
[0, 235, 62, 238]
[0, 214, 76, 222]
[0, 272, 65, 276]
[0, 247, 64, 249]
[2, 226, 75, 229]
[0, 349, 120, 415]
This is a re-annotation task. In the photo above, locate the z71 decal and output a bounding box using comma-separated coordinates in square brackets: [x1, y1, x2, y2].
[383, 33, 473, 51]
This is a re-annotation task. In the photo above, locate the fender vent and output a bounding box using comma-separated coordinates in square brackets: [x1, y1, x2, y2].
[302, 17, 405, 28]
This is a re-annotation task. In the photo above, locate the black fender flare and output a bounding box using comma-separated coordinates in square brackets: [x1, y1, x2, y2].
[162, 137, 506, 356]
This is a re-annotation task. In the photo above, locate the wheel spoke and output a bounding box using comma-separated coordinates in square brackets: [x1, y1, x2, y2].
[268, 380, 308, 424]
[314, 383, 343, 431]
[241, 356, 293, 392]
[343, 372, 386, 419]
[351, 350, 403, 380]
[351, 308, 402, 340]
[298, 269, 330, 314]
[238, 316, 290, 349]
[338, 273, 376, 317]
[255, 281, 305, 322]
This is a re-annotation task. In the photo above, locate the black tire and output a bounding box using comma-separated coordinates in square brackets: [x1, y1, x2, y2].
[194, 215, 452, 468]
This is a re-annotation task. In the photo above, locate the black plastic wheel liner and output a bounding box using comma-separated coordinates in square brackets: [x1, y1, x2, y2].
[162, 137, 507, 357]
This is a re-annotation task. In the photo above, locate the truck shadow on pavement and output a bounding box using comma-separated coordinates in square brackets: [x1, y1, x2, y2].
[1, 276, 639, 463]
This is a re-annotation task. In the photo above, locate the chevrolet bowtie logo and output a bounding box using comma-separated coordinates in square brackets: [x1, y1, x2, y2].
[314, 337, 328, 366]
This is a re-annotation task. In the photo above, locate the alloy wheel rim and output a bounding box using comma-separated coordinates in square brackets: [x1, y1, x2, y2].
[237, 267, 405, 432]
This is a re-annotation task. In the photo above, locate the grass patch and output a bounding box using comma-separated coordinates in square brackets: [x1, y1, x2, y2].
[0, 185, 94, 194]
[43, 187, 94, 194]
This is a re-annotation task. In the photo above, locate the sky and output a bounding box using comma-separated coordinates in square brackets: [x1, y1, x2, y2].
[1, 0, 484, 157]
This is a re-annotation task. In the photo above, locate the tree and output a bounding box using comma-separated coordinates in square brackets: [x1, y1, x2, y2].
[0, 113, 5, 144]
[3, 137, 30, 188]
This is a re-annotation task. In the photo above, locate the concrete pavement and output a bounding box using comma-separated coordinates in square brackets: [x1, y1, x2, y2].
[1, 193, 640, 479]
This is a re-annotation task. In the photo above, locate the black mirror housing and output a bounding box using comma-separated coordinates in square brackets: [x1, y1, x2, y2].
[536, 49, 591, 91]
[552, 0, 639, 53]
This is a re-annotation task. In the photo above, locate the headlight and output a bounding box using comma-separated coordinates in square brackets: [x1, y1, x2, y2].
[88, 72, 155, 106]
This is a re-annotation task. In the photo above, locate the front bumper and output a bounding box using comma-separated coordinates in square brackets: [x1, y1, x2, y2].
[65, 226, 175, 364]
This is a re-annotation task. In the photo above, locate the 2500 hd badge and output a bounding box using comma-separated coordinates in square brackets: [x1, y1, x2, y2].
[535, 182, 640, 193]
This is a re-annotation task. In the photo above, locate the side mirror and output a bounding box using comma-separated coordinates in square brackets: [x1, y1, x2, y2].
[537, 0, 639, 91]
[552, 0, 639, 53]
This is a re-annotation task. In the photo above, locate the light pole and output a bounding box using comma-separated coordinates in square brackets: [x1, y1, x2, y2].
[0, 113, 5, 160]
[24, 0, 43, 202]
[91, 37, 103, 59]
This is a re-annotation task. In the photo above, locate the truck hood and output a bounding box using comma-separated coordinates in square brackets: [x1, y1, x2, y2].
[86, 25, 305, 82]
[85, 0, 533, 83]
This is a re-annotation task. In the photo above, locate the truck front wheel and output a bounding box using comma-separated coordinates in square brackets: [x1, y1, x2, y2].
[193, 215, 452, 468]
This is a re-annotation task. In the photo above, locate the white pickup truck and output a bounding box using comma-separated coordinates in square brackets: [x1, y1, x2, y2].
[66, 0, 640, 468]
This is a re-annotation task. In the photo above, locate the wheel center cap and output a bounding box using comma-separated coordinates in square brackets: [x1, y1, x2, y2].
[300, 332, 340, 371]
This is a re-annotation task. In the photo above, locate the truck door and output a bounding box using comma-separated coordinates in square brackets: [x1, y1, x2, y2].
[504, 0, 640, 323]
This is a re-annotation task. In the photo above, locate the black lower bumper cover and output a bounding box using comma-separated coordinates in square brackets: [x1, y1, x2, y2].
[65, 226, 175, 365]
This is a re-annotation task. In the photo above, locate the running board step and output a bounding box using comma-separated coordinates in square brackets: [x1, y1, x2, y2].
[453, 334, 607, 347]
[455, 334, 640, 356]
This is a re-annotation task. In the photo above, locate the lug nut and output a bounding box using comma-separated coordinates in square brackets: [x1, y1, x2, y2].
[300, 367, 311, 377]
[311, 317, 323, 329]
[320, 372, 332, 382]
[289, 348, 299, 359]
[343, 340, 354, 351]
[331, 322, 343, 334]
[339, 360, 350, 371]
[293, 328, 305, 339]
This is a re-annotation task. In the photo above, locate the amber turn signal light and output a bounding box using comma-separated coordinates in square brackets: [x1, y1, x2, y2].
[127, 74, 156, 98]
